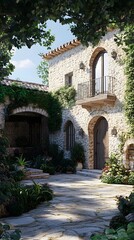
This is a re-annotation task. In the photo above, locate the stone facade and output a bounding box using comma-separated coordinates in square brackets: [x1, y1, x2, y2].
[46, 30, 131, 169]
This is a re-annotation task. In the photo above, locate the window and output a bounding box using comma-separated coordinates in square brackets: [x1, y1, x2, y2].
[93, 51, 108, 95]
[65, 72, 73, 86]
[65, 121, 75, 150]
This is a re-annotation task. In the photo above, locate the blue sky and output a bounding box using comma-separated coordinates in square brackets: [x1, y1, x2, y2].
[10, 21, 75, 84]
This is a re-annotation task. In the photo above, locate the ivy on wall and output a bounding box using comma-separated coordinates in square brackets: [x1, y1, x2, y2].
[0, 84, 62, 132]
[54, 86, 76, 108]
[115, 25, 134, 136]
[0, 83, 76, 132]
[123, 25, 134, 136]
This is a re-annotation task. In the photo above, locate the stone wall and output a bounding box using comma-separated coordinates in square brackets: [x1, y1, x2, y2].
[48, 30, 129, 168]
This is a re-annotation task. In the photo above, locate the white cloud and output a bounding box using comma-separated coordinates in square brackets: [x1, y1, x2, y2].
[11, 59, 35, 69]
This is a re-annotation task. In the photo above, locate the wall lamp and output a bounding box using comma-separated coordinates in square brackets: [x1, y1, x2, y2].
[111, 127, 117, 136]
[111, 50, 117, 60]
[79, 61, 85, 70]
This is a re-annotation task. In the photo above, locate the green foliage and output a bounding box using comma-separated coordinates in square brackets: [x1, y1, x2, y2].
[31, 155, 46, 169]
[118, 132, 131, 154]
[91, 223, 134, 240]
[16, 154, 27, 166]
[71, 142, 85, 166]
[41, 163, 55, 175]
[91, 190, 134, 239]
[109, 215, 127, 230]
[11, 170, 25, 182]
[0, 223, 21, 240]
[128, 172, 134, 185]
[124, 25, 134, 135]
[117, 192, 134, 216]
[0, 42, 15, 81]
[115, 25, 134, 135]
[60, 159, 76, 173]
[48, 143, 64, 172]
[37, 59, 49, 86]
[54, 86, 76, 108]
[0, 1, 133, 80]
[101, 153, 131, 185]
[0, 135, 9, 159]
[0, 84, 62, 132]
[0, 163, 11, 182]
[0, 181, 53, 217]
[34, 144, 76, 174]
[0, 0, 133, 48]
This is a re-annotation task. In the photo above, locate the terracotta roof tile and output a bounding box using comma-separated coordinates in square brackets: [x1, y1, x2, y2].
[43, 39, 81, 60]
[2, 78, 48, 92]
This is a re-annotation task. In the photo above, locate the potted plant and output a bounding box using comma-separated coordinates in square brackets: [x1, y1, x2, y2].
[16, 154, 27, 170]
[71, 142, 85, 170]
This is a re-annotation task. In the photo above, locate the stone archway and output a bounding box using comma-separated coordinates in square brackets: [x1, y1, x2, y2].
[12, 107, 48, 117]
[88, 116, 109, 169]
[4, 107, 49, 159]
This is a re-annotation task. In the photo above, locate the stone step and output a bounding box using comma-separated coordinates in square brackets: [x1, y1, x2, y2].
[25, 173, 49, 180]
[77, 169, 102, 179]
[25, 168, 43, 176]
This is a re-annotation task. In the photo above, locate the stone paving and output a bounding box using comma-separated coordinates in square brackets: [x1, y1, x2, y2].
[2, 174, 133, 240]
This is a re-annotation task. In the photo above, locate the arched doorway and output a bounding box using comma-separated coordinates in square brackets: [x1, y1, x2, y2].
[4, 108, 49, 159]
[94, 117, 109, 169]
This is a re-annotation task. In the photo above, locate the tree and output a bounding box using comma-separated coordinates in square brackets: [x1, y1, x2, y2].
[0, 0, 133, 79]
[0, 42, 15, 80]
[0, 0, 133, 47]
[37, 58, 49, 86]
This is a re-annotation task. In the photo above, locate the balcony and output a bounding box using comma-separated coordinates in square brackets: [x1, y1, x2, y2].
[76, 76, 116, 109]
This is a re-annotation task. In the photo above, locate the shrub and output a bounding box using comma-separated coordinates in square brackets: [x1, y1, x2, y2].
[60, 159, 76, 173]
[0, 181, 53, 217]
[117, 192, 134, 216]
[91, 222, 134, 240]
[128, 172, 134, 185]
[41, 163, 55, 175]
[71, 142, 85, 166]
[0, 135, 9, 160]
[11, 170, 25, 181]
[0, 223, 21, 240]
[0, 163, 11, 182]
[32, 155, 46, 169]
[101, 174, 115, 184]
[109, 214, 127, 230]
[101, 153, 131, 184]
[48, 143, 64, 172]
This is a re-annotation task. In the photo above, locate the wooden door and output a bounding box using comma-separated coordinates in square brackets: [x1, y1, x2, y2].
[94, 117, 108, 169]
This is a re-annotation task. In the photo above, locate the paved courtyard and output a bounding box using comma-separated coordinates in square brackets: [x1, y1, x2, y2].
[2, 173, 133, 240]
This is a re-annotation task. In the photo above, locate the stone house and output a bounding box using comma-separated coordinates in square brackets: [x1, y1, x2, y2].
[44, 29, 134, 170]
[0, 30, 133, 169]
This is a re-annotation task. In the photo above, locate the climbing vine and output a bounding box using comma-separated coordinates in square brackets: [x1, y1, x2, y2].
[0, 83, 62, 132]
[115, 25, 134, 136]
[116, 25, 134, 136]
[0, 83, 76, 132]
[54, 86, 76, 108]
[124, 25, 134, 136]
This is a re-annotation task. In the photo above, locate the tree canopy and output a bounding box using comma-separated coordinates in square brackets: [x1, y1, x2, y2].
[0, 0, 134, 79]
[37, 58, 49, 86]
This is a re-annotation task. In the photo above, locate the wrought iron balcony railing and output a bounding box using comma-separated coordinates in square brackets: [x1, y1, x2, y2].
[77, 76, 115, 100]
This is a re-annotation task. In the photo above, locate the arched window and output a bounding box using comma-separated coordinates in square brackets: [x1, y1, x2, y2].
[92, 51, 108, 95]
[65, 121, 75, 150]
